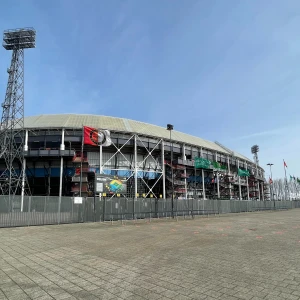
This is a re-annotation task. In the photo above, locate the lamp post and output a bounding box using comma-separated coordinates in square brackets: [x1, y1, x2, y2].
[267, 163, 273, 200]
[167, 124, 174, 218]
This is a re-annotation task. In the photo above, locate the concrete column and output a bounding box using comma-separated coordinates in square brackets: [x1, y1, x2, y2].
[216, 152, 220, 198]
[202, 169, 206, 200]
[182, 144, 187, 199]
[134, 135, 138, 199]
[24, 130, 29, 151]
[245, 162, 250, 200]
[60, 129, 65, 151]
[59, 129, 65, 198]
[227, 156, 232, 199]
[257, 182, 261, 200]
[200, 148, 205, 199]
[58, 129, 65, 223]
[162, 140, 166, 199]
[237, 159, 242, 200]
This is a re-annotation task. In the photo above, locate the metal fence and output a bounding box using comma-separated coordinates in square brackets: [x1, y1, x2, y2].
[1, 196, 300, 228]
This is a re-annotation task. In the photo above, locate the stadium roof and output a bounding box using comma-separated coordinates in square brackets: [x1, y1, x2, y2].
[24, 114, 253, 163]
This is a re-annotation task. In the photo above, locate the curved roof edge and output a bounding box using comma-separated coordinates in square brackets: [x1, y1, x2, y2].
[23, 114, 254, 164]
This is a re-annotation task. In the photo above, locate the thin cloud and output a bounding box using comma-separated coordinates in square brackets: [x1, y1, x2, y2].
[231, 127, 292, 141]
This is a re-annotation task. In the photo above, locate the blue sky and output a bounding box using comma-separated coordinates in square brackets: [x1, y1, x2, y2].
[0, 0, 300, 179]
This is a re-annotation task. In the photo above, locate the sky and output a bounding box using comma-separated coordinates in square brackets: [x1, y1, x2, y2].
[0, 0, 300, 180]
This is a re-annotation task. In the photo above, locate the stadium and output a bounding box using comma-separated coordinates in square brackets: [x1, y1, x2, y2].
[13, 114, 267, 201]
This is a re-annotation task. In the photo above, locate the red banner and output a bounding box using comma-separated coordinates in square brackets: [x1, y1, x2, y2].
[83, 126, 99, 146]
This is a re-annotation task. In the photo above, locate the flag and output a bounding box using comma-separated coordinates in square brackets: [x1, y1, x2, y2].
[212, 161, 221, 169]
[83, 126, 111, 146]
[290, 175, 293, 180]
[269, 178, 273, 184]
[238, 168, 250, 177]
[284, 160, 288, 168]
[194, 157, 211, 169]
[297, 178, 300, 183]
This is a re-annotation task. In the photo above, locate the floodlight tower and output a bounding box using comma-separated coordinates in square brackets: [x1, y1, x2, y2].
[251, 145, 259, 168]
[251, 145, 260, 199]
[0, 28, 36, 200]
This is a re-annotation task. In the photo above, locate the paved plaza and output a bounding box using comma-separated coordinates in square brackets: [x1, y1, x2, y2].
[1, 210, 300, 300]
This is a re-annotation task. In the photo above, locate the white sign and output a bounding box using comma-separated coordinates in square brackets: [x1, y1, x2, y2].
[96, 182, 103, 192]
[74, 197, 83, 204]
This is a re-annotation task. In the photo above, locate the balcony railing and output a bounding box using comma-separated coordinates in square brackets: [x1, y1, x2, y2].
[24, 148, 75, 157]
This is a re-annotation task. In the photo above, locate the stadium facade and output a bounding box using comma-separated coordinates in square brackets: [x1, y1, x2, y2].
[5, 114, 268, 200]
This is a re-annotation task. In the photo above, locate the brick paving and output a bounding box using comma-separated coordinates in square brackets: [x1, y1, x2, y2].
[1, 210, 300, 300]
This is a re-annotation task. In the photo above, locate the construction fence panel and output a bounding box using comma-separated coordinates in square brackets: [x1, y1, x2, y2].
[59, 197, 73, 224]
[84, 197, 95, 223]
[293, 201, 300, 208]
[43, 196, 59, 225]
[0, 197, 300, 228]
[194, 199, 206, 215]
[176, 199, 191, 217]
[12, 196, 31, 227]
[29, 196, 48, 226]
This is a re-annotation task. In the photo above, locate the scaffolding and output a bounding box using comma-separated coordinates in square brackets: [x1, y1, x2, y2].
[0, 127, 269, 200]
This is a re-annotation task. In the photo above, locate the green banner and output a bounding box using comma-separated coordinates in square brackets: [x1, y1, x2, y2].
[238, 168, 250, 177]
[195, 158, 228, 171]
[194, 157, 211, 169]
[297, 178, 300, 183]
[220, 165, 227, 170]
[212, 161, 221, 169]
[212, 161, 227, 172]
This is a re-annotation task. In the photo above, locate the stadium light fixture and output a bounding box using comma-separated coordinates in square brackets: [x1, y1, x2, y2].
[251, 145, 259, 154]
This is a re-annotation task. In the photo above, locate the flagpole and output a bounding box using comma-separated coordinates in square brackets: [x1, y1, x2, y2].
[80, 126, 84, 197]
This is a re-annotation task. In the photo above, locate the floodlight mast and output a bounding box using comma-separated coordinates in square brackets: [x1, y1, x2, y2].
[251, 145, 259, 167]
[0, 28, 35, 200]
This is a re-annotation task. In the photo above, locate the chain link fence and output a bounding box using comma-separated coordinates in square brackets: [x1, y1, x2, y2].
[1, 196, 300, 228]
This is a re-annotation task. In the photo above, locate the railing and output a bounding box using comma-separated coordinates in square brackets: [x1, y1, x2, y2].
[0, 196, 300, 228]
[24, 148, 75, 157]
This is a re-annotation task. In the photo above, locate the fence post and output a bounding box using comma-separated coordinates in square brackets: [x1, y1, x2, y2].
[43, 196, 47, 225]
[93, 194, 96, 222]
[133, 197, 135, 220]
[83, 197, 86, 223]
[192, 198, 194, 219]
[58, 195, 61, 225]
[27, 196, 31, 227]
[71, 197, 74, 224]
[102, 197, 105, 222]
